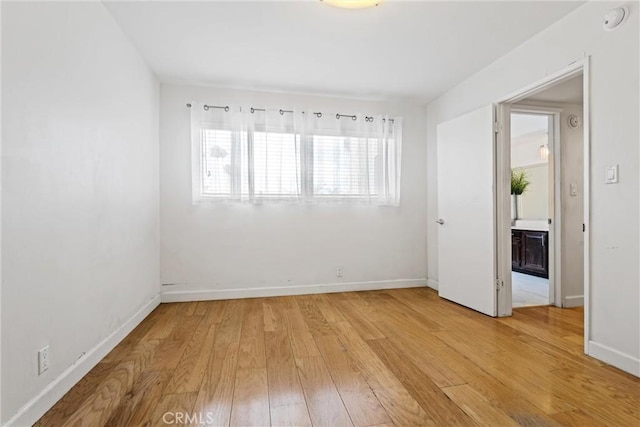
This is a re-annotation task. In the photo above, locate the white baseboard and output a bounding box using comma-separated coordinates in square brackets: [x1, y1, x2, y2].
[161, 278, 427, 303]
[4, 295, 161, 427]
[427, 278, 439, 291]
[563, 295, 584, 308]
[588, 340, 640, 377]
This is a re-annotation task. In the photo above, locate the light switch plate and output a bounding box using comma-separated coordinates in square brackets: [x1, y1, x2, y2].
[605, 165, 619, 184]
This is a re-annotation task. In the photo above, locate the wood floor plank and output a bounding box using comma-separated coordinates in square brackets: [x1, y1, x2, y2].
[295, 356, 353, 426]
[442, 384, 520, 427]
[193, 301, 209, 316]
[295, 295, 336, 338]
[315, 335, 392, 426]
[149, 392, 198, 426]
[237, 299, 267, 370]
[373, 386, 436, 427]
[433, 329, 576, 414]
[285, 302, 321, 358]
[151, 315, 202, 371]
[314, 294, 347, 323]
[269, 402, 312, 427]
[265, 330, 306, 408]
[37, 289, 640, 427]
[372, 319, 467, 388]
[34, 362, 116, 427]
[262, 298, 280, 332]
[367, 338, 475, 426]
[550, 409, 608, 427]
[104, 369, 172, 427]
[143, 305, 178, 340]
[201, 300, 227, 325]
[332, 298, 386, 340]
[229, 368, 270, 426]
[164, 322, 216, 394]
[330, 321, 402, 389]
[62, 339, 160, 427]
[191, 299, 245, 427]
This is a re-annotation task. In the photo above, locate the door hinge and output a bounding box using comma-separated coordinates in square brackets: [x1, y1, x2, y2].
[493, 121, 502, 133]
[583, 223, 586, 232]
[548, 218, 552, 225]
[496, 279, 503, 290]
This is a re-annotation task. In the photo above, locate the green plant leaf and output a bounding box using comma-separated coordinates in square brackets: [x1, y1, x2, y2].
[511, 169, 530, 195]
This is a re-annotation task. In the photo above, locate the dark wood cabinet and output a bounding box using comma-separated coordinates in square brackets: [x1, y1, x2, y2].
[512, 229, 548, 279]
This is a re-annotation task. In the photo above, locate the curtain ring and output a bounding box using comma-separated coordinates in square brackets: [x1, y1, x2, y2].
[365, 116, 374, 122]
[224, 106, 229, 112]
[336, 113, 340, 120]
[203, 105, 209, 111]
[352, 115, 357, 121]
[316, 112, 322, 118]
[279, 109, 284, 115]
[250, 107, 255, 114]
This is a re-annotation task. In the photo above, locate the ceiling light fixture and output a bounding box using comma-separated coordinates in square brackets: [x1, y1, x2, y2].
[322, 0, 380, 9]
[540, 144, 550, 161]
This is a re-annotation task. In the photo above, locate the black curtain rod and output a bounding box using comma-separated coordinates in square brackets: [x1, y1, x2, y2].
[186, 103, 394, 122]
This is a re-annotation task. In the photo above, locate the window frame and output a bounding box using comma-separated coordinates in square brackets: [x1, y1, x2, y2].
[194, 122, 393, 204]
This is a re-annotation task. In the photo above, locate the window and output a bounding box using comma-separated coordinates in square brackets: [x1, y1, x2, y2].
[192, 105, 401, 205]
[312, 135, 378, 198]
[253, 131, 301, 197]
[201, 129, 233, 196]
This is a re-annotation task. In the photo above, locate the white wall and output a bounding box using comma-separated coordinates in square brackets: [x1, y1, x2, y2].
[427, 2, 639, 374]
[0, 2, 3, 422]
[160, 84, 428, 298]
[517, 164, 549, 221]
[1, 2, 160, 423]
[556, 104, 585, 306]
[511, 132, 548, 168]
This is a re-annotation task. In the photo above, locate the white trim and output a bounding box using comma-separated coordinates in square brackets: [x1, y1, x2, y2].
[588, 341, 640, 377]
[510, 105, 562, 308]
[563, 295, 584, 308]
[161, 279, 427, 303]
[496, 60, 585, 104]
[494, 58, 590, 352]
[426, 279, 439, 291]
[496, 104, 512, 316]
[3, 295, 161, 427]
[582, 57, 591, 354]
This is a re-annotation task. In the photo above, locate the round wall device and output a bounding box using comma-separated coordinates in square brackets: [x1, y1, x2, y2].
[567, 114, 581, 129]
[603, 7, 629, 31]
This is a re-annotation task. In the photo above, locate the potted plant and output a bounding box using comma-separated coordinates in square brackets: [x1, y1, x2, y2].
[511, 169, 530, 223]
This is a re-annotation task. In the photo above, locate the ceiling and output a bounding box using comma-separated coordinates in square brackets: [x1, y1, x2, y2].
[104, 1, 584, 103]
[527, 75, 584, 104]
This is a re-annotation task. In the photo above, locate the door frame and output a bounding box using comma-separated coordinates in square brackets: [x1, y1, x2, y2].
[495, 58, 590, 353]
[509, 105, 561, 307]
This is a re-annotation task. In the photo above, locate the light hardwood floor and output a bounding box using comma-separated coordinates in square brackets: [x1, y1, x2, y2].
[36, 288, 639, 426]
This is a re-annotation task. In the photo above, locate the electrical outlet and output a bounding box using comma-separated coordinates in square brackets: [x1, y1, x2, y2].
[38, 346, 49, 375]
[336, 266, 343, 278]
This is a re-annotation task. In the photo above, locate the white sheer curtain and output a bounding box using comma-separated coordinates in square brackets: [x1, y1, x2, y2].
[191, 103, 402, 206]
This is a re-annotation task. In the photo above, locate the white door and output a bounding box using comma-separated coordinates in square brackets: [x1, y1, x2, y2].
[437, 105, 497, 316]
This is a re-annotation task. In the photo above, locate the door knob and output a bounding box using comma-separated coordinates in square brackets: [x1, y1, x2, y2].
[436, 219, 445, 225]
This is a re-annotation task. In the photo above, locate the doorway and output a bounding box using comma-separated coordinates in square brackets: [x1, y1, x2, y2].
[495, 61, 588, 349]
[510, 110, 554, 308]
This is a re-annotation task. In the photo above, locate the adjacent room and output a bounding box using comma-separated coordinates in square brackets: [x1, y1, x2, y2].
[1, 1, 639, 426]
